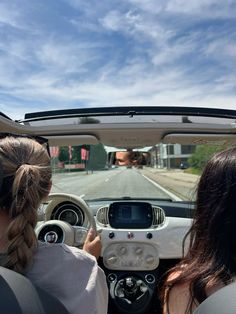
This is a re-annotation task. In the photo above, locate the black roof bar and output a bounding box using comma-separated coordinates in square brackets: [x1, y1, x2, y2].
[22, 106, 236, 122]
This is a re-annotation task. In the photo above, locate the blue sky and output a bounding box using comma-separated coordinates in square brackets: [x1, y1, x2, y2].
[1, 0, 236, 119]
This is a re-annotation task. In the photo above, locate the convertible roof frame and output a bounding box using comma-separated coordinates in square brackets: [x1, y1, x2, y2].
[1, 106, 236, 148]
[21, 106, 236, 122]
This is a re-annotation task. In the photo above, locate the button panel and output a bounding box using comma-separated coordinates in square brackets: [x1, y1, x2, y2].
[103, 242, 159, 271]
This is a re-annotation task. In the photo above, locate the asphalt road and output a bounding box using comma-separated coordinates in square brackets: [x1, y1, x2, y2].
[51, 168, 182, 201]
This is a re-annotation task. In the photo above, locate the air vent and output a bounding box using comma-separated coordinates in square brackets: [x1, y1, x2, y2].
[96, 206, 109, 226]
[152, 206, 165, 227]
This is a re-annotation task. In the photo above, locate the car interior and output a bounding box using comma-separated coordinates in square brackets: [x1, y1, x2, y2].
[1, 106, 236, 314]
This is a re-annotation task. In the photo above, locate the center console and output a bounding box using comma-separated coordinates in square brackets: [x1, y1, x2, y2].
[97, 201, 165, 313]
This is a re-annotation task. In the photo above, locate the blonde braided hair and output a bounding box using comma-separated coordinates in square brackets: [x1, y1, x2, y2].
[0, 136, 52, 273]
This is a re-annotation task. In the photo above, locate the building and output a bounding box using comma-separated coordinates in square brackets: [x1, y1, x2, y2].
[150, 144, 196, 169]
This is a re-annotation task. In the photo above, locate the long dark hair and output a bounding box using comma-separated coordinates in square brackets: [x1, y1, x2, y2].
[162, 147, 236, 313]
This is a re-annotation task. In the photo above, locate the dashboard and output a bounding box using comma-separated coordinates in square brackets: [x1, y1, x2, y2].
[36, 197, 193, 259]
[35, 195, 193, 314]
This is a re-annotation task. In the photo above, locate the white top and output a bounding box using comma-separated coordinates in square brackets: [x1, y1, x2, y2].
[26, 242, 108, 314]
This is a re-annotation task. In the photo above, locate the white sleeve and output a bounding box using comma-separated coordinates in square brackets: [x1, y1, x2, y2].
[26, 243, 108, 314]
[78, 249, 109, 314]
[94, 265, 109, 314]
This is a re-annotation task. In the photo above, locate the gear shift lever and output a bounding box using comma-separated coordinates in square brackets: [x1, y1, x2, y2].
[113, 276, 151, 313]
[123, 277, 138, 298]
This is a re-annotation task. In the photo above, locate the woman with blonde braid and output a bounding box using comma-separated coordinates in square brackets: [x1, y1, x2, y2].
[0, 134, 108, 314]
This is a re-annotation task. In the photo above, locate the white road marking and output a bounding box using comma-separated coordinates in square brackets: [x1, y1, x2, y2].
[142, 175, 183, 201]
[79, 194, 85, 198]
[105, 178, 109, 182]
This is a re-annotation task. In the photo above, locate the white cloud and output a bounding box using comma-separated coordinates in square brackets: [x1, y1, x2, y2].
[126, 0, 167, 14]
[1, 62, 232, 115]
[36, 41, 95, 73]
[0, 2, 21, 28]
[100, 10, 140, 32]
[100, 9, 172, 42]
[0, 0, 236, 121]
[205, 40, 236, 60]
[166, 0, 236, 17]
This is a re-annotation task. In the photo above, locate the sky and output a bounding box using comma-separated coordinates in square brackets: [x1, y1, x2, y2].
[0, 0, 236, 119]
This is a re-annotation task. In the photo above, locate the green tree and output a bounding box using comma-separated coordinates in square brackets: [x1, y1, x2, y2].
[88, 143, 107, 170]
[58, 146, 70, 163]
[188, 144, 230, 172]
[72, 146, 83, 163]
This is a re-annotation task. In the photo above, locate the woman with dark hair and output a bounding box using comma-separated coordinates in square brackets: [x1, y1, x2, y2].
[0, 135, 108, 314]
[162, 147, 236, 313]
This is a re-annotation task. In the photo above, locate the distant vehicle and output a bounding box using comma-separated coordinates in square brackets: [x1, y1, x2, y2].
[180, 162, 188, 169]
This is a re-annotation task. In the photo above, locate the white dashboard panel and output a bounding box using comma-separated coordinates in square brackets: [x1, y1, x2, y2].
[100, 217, 192, 260]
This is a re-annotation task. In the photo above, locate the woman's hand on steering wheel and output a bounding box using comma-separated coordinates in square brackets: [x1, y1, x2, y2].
[83, 228, 102, 260]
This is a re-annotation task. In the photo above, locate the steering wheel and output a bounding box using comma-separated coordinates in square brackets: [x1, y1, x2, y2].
[35, 193, 97, 247]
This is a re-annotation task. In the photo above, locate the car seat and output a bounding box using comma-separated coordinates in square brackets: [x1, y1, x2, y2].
[0, 266, 69, 314]
[193, 282, 236, 314]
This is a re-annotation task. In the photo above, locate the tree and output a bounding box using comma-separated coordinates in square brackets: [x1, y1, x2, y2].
[58, 146, 70, 163]
[88, 143, 107, 170]
[188, 144, 230, 171]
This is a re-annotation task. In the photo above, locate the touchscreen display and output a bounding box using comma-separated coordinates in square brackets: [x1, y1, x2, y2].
[108, 202, 153, 229]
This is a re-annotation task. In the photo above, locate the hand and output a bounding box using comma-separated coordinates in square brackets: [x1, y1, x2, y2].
[83, 228, 102, 260]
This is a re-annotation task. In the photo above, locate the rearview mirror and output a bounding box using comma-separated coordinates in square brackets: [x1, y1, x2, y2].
[108, 151, 151, 167]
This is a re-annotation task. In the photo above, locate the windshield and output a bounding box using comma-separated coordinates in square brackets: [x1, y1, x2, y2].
[50, 142, 229, 202]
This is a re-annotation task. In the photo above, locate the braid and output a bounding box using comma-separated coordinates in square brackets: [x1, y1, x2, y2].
[0, 137, 51, 273]
[5, 212, 37, 273]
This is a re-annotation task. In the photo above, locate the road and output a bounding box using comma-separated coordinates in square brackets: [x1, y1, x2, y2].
[51, 168, 198, 201]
